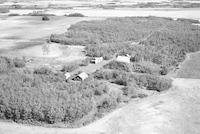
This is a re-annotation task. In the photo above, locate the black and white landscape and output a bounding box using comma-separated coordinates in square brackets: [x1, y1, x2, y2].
[0, 0, 200, 134]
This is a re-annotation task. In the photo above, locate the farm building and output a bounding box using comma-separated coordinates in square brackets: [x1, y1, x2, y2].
[72, 72, 88, 81]
[116, 55, 131, 63]
[90, 57, 103, 64]
[64, 72, 71, 80]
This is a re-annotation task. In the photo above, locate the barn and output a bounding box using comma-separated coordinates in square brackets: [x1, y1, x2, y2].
[64, 72, 71, 80]
[90, 57, 103, 64]
[116, 55, 131, 63]
[72, 72, 88, 81]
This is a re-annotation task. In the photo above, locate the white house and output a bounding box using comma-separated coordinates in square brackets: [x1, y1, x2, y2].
[72, 72, 88, 81]
[116, 55, 130, 63]
[64, 72, 71, 80]
[90, 57, 103, 64]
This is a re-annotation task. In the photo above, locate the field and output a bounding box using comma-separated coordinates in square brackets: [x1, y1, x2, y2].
[176, 51, 200, 79]
[0, 16, 104, 67]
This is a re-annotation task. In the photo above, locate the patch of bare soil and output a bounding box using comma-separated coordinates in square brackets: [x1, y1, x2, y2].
[1, 78, 200, 134]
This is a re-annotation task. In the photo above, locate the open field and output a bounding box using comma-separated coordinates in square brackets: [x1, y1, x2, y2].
[176, 51, 200, 79]
[0, 16, 104, 66]
[0, 16, 104, 49]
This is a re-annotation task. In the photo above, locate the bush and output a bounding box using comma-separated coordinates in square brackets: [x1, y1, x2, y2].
[177, 18, 199, 24]
[121, 82, 147, 98]
[132, 63, 153, 74]
[67, 13, 85, 17]
[159, 66, 168, 75]
[93, 69, 172, 92]
[103, 61, 132, 72]
[79, 58, 90, 66]
[0, 57, 15, 73]
[132, 74, 172, 92]
[0, 67, 120, 126]
[42, 16, 50, 21]
[34, 67, 53, 75]
[26, 11, 55, 16]
[13, 58, 25, 68]
[8, 13, 20, 16]
[61, 63, 79, 72]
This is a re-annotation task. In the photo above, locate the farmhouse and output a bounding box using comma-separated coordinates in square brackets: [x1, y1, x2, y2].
[116, 54, 131, 63]
[64, 72, 71, 80]
[72, 72, 88, 81]
[90, 57, 103, 64]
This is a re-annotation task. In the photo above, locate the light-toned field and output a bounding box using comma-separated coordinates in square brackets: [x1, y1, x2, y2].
[176, 51, 200, 79]
[0, 16, 104, 49]
[0, 16, 104, 66]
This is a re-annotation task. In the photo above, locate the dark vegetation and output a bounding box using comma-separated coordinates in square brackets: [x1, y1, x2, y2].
[0, 57, 25, 73]
[177, 18, 199, 24]
[79, 58, 90, 66]
[93, 69, 172, 92]
[103, 60, 157, 75]
[66, 13, 85, 17]
[0, 57, 121, 126]
[26, 11, 55, 16]
[8, 13, 20, 16]
[42, 16, 50, 21]
[61, 62, 79, 72]
[50, 16, 200, 72]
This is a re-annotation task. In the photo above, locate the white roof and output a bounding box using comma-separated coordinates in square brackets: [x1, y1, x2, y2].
[65, 72, 71, 79]
[94, 57, 103, 60]
[78, 72, 88, 80]
[116, 56, 130, 63]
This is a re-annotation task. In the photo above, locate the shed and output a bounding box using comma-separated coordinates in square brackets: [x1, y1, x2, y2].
[72, 72, 88, 81]
[90, 57, 103, 64]
[65, 72, 71, 80]
[116, 55, 130, 63]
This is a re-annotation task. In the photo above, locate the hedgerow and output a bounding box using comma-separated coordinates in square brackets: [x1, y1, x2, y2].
[93, 69, 172, 92]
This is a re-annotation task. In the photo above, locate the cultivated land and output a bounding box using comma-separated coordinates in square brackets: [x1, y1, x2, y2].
[1, 1, 200, 133]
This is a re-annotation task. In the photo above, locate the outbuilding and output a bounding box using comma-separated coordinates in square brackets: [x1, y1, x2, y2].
[90, 57, 103, 64]
[64, 72, 71, 80]
[72, 72, 88, 81]
[116, 55, 131, 63]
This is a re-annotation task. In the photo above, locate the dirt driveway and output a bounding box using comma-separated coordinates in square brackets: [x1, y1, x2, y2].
[1, 78, 200, 134]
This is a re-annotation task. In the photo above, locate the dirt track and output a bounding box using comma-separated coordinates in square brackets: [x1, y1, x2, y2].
[1, 78, 200, 134]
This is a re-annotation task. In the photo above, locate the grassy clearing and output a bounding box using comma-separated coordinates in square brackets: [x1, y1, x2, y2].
[176, 52, 200, 79]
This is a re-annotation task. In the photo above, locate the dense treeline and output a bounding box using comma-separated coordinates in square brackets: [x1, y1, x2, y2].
[93, 69, 172, 92]
[103, 60, 158, 75]
[0, 57, 121, 126]
[50, 16, 200, 70]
